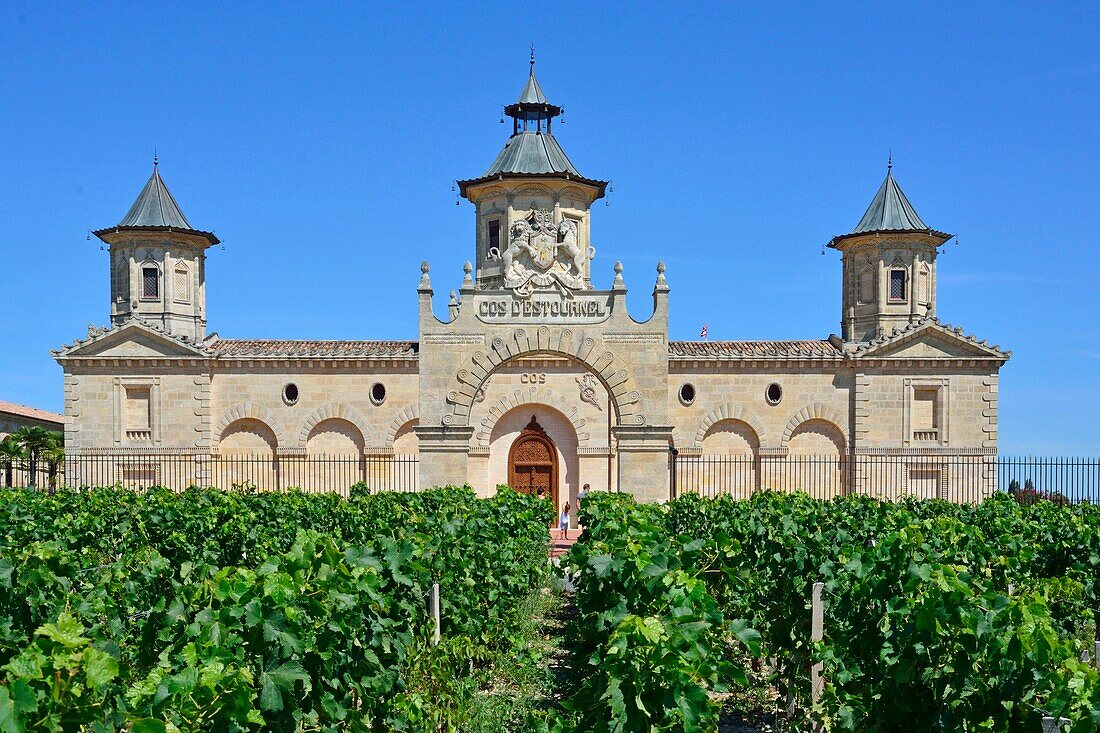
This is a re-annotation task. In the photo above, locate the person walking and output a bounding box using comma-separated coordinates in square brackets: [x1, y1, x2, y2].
[558, 501, 571, 540]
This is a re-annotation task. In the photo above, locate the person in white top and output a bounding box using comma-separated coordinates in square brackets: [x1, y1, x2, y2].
[558, 502, 571, 539]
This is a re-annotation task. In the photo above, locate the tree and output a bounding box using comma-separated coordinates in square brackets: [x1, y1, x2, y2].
[43, 432, 65, 491]
[13, 426, 61, 489]
[0, 436, 24, 488]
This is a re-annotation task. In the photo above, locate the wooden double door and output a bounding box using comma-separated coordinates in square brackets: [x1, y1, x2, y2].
[508, 416, 559, 509]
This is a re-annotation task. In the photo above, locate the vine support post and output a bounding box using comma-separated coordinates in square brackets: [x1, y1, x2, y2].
[1041, 716, 1070, 732]
[811, 581, 824, 725]
[430, 583, 441, 646]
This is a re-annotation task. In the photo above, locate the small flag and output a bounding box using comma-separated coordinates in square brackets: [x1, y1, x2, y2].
[700, 323, 708, 340]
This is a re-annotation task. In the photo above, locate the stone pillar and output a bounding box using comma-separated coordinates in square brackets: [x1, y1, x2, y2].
[613, 425, 674, 503]
[415, 425, 475, 490]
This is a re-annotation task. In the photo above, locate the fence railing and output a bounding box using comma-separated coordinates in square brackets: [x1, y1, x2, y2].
[5, 453, 1100, 504]
[670, 454, 1100, 504]
[0, 453, 420, 495]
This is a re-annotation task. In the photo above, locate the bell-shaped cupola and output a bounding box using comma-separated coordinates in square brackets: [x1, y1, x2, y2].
[457, 54, 607, 290]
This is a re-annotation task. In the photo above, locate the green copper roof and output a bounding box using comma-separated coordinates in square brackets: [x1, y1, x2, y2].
[851, 167, 928, 233]
[118, 163, 192, 229]
[517, 68, 548, 104]
[483, 131, 580, 177]
[829, 164, 952, 248]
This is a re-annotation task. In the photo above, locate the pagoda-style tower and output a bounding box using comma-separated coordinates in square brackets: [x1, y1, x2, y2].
[93, 159, 218, 342]
[457, 55, 607, 290]
[829, 162, 953, 342]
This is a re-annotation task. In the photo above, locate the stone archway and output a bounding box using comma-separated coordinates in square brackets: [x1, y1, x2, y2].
[489, 404, 579, 512]
[443, 327, 644, 428]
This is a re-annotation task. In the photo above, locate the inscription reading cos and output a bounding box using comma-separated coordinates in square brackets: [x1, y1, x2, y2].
[520, 373, 547, 384]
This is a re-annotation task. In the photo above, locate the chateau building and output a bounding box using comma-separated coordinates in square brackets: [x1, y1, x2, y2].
[53, 62, 1010, 505]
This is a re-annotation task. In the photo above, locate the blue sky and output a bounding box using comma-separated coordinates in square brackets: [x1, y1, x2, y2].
[1, 2, 1098, 453]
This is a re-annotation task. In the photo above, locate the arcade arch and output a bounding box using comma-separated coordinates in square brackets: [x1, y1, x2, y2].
[488, 404, 579, 517]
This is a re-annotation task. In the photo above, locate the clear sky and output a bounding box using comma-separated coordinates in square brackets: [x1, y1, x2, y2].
[1, 2, 1098, 454]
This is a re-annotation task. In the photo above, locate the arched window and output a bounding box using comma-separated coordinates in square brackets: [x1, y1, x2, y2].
[857, 265, 876, 305]
[141, 261, 160, 299]
[173, 262, 190, 303]
[888, 258, 908, 303]
[919, 262, 931, 304]
[113, 255, 129, 302]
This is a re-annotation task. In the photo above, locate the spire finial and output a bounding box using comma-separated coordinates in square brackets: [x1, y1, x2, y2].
[887, 151, 892, 173]
[153, 148, 158, 168]
[529, 44, 535, 74]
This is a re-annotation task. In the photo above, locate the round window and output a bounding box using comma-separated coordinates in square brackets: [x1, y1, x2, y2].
[765, 382, 783, 405]
[678, 383, 696, 406]
[283, 383, 299, 405]
[370, 382, 387, 406]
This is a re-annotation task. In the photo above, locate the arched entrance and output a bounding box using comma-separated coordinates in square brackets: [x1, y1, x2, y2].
[507, 416, 559, 507]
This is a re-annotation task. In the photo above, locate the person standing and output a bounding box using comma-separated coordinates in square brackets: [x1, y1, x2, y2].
[558, 501, 571, 539]
[576, 484, 590, 528]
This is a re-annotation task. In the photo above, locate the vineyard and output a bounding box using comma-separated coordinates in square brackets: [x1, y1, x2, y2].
[563, 492, 1100, 732]
[0, 485, 553, 731]
[5, 485, 1100, 732]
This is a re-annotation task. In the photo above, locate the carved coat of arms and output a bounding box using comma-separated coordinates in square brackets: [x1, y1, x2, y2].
[499, 209, 593, 297]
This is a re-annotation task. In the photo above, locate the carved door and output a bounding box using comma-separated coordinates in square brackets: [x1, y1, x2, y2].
[508, 416, 558, 509]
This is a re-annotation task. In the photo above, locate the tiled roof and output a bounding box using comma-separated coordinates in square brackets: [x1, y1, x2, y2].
[0, 400, 64, 425]
[669, 340, 841, 358]
[207, 339, 419, 358]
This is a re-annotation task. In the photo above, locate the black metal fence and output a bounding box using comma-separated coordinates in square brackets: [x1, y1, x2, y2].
[6, 453, 1100, 504]
[670, 454, 1100, 504]
[5, 453, 422, 495]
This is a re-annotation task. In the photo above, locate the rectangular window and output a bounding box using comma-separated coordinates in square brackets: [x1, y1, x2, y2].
[889, 269, 907, 301]
[488, 220, 500, 252]
[142, 267, 159, 299]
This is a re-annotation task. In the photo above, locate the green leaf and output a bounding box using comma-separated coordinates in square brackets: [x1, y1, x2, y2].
[36, 612, 89, 648]
[129, 720, 167, 733]
[728, 619, 762, 656]
[0, 686, 18, 733]
[82, 647, 119, 688]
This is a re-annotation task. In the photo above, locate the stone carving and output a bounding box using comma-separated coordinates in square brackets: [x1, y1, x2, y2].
[473, 378, 489, 404]
[576, 373, 603, 412]
[502, 209, 593, 297]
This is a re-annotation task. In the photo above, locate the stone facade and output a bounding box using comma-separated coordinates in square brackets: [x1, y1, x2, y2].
[53, 65, 1010, 508]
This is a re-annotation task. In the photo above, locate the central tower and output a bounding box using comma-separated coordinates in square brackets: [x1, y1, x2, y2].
[457, 55, 607, 292]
